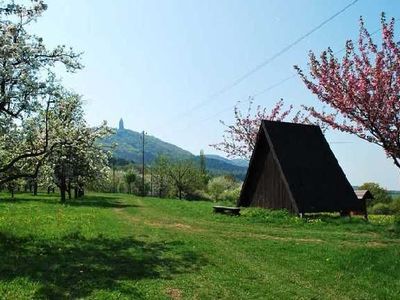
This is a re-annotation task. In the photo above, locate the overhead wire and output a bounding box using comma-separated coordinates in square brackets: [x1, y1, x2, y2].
[177, 26, 384, 131]
[159, 0, 360, 129]
[209, 0, 360, 98]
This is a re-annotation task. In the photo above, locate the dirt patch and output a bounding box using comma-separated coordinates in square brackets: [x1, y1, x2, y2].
[165, 288, 182, 300]
[114, 208, 203, 233]
[147, 221, 204, 233]
[113, 208, 141, 222]
[366, 241, 388, 248]
[339, 240, 391, 249]
[174, 223, 192, 229]
[231, 232, 324, 243]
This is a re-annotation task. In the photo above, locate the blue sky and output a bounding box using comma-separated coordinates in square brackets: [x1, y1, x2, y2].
[29, 0, 399, 189]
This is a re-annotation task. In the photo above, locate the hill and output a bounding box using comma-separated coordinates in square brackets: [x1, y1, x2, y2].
[100, 125, 248, 179]
[101, 128, 193, 163]
[205, 154, 249, 168]
[389, 191, 400, 199]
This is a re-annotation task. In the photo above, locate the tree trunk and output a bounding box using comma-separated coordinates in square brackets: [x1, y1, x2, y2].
[60, 187, 66, 203]
[60, 166, 66, 203]
[47, 186, 51, 194]
[33, 182, 38, 196]
[11, 189, 14, 199]
[178, 189, 182, 200]
[67, 184, 71, 200]
[112, 166, 116, 193]
[391, 155, 400, 169]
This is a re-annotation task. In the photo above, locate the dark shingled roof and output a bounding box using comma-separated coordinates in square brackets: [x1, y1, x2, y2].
[239, 120, 362, 213]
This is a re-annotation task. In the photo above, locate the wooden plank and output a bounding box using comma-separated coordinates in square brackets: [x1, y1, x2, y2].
[213, 206, 241, 216]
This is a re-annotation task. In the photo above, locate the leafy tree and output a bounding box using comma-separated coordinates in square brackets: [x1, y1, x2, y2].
[35, 162, 56, 194]
[0, 0, 81, 183]
[6, 179, 21, 199]
[207, 175, 238, 201]
[124, 170, 136, 194]
[390, 198, 400, 214]
[199, 150, 206, 175]
[151, 155, 170, 198]
[0, 98, 54, 185]
[46, 94, 111, 202]
[295, 13, 400, 169]
[199, 149, 210, 187]
[106, 169, 128, 193]
[369, 203, 393, 215]
[0, 1, 81, 118]
[359, 182, 392, 206]
[167, 160, 202, 200]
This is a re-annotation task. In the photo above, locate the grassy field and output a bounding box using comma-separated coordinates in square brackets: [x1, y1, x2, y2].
[0, 193, 399, 299]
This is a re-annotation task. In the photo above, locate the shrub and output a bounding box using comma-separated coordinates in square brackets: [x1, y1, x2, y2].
[388, 214, 400, 235]
[369, 203, 393, 215]
[368, 214, 395, 225]
[207, 176, 239, 201]
[219, 186, 241, 204]
[359, 182, 392, 206]
[241, 208, 293, 223]
[185, 190, 212, 201]
[389, 198, 400, 214]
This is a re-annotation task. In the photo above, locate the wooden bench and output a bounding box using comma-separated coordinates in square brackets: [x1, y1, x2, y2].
[213, 206, 241, 216]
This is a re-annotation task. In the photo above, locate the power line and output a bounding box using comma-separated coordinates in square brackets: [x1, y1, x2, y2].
[196, 74, 297, 126]
[210, 0, 359, 98]
[177, 25, 386, 131]
[160, 0, 360, 128]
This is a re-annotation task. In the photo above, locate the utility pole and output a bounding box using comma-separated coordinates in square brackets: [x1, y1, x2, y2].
[141, 130, 146, 197]
[150, 166, 153, 196]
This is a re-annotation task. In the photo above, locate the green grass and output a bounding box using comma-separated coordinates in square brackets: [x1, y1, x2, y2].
[0, 193, 399, 299]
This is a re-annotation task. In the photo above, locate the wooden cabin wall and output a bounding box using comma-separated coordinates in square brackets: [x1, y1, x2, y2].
[250, 151, 296, 213]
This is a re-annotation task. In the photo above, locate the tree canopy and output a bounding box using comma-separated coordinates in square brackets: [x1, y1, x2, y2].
[0, 1, 109, 202]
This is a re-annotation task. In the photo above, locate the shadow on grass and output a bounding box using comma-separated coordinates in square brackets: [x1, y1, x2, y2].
[0, 231, 206, 298]
[0, 193, 140, 209]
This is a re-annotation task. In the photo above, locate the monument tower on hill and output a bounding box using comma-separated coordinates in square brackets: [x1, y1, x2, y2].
[119, 118, 124, 130]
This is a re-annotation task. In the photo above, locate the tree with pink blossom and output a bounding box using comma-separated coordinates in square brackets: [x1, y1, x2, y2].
[295, 13, 400, 169]
[211, 99, 305, 159]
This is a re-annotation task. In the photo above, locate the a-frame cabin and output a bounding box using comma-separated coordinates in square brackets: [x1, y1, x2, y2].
[238, 121, 363, 215]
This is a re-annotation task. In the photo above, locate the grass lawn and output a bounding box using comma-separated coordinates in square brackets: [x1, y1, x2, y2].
[0, 193, 399, 299]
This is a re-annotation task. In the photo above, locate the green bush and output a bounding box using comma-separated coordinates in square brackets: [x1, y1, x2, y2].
[241, 207, 294, 223]
[388, 214, 400, 235]
[185, 189, 212, 201]
[389, 199, 400, 214]
[219, 187, 241, 204]
[369, 203, 393, 215]
[359, 182, 392, 206]
[207, 176, 240, 201]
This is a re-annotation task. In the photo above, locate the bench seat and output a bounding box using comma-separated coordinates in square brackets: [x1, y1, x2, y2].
[213, 206, 240, 216]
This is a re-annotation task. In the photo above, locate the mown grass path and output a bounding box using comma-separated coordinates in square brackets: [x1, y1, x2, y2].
[0, 193, 399, 299]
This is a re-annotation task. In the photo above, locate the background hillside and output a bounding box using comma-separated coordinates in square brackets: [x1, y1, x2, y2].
[100, 125, 248, 179]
